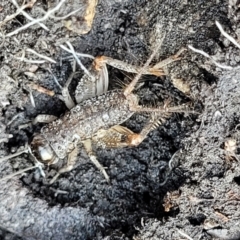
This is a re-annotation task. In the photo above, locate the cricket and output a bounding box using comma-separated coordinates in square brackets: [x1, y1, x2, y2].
[0, 40, 193, 184]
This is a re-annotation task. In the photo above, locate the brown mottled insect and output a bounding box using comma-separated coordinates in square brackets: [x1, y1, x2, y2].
[1, 44, 190, 184]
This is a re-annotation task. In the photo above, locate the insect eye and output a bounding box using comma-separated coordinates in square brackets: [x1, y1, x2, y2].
[38, 145, 54, 163]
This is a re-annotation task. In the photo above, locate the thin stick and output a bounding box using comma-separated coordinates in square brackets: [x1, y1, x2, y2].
[124, 32, 166, 96]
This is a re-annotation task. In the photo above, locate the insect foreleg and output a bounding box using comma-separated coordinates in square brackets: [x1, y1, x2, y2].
[33, 114, 58, 125]
[49, 145, 80, 184]
[82, 139, 110, 183]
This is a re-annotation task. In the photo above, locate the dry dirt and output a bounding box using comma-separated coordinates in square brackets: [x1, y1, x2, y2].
[0, 0, 240, 239]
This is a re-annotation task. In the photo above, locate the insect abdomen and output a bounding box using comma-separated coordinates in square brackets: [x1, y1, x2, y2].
[75, 90, 135, 137]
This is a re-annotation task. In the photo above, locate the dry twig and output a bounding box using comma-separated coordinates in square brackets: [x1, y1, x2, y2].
[28, 82, 55, 96]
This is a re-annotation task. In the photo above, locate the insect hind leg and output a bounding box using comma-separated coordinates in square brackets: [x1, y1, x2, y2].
[74, 56, 109, 103]
[61, 61, 77, 109]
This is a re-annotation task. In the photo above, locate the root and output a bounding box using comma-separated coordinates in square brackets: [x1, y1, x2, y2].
[189, 21, 240, 70]
[60, 41, 94, 76]
[1, 0, 87, 38]
[11, 0, 48, 30]
[0, 0, 38, 28]
[188, 45, 233, 70]
[0, 149, 29, 163]
[26, 49, 56, 63]
[6, 0, 67, 37]
[177, 230, 194, 240]
[215, 21, 240, 50]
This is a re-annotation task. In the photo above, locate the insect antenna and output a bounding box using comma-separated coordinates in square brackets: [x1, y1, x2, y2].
[0, 165, 39, 182]
[0, 148, 28, 163]
[114, 71, 144, 90]
[0, 146, 45, 182]
[114, 77, 128, 89]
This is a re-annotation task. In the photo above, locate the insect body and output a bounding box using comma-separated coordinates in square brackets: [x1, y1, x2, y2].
[40, 89, 137, 161]
[1, 45, 190, 184]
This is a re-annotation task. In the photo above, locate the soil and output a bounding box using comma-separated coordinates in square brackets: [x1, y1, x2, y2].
[0, 0, 240, 240]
